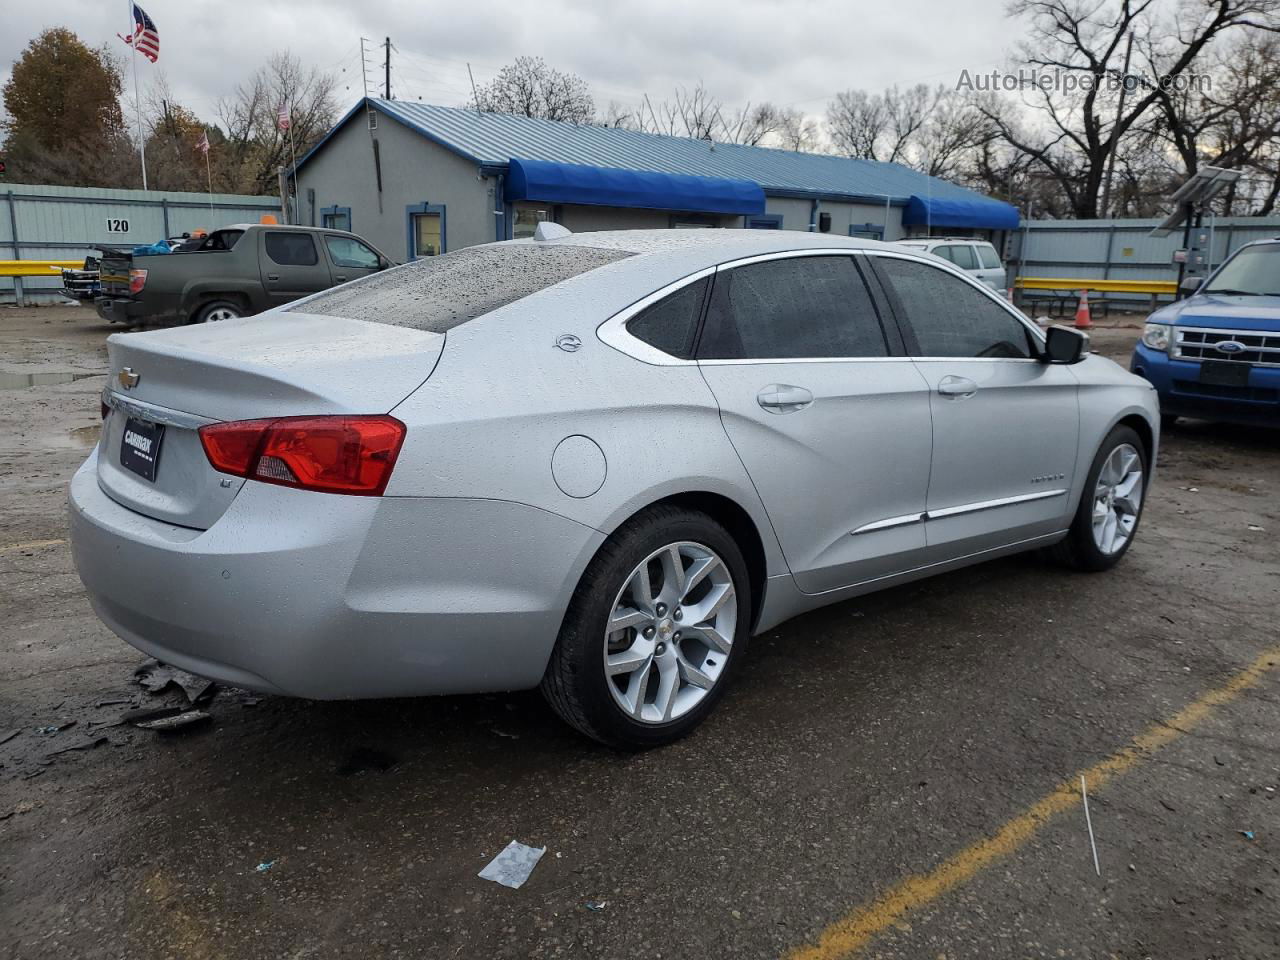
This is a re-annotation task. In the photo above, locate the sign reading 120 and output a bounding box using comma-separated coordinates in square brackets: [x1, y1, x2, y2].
[105, 218, 130, 233]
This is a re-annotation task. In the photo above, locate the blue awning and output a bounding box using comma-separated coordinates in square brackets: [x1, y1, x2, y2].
[903, 194, 1019, 231]
[505, 157, 766, 215]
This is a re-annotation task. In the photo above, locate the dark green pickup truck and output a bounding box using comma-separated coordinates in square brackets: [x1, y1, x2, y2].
[95, 224, 395, 325]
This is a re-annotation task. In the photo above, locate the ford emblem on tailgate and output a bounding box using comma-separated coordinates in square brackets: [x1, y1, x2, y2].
[118, 367, 140, 389]
[1215, 340, 1246, 355]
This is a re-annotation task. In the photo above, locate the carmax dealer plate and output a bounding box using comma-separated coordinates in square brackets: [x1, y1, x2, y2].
[120, 416, 165, 482]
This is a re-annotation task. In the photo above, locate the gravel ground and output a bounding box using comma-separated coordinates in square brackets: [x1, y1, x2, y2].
[2, 305, 1278, 960]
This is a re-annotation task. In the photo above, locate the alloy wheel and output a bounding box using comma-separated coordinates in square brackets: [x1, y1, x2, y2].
[203, 307, 239, 322]
[1091, 442, 1144, 555]
[603, 541, 737, 724]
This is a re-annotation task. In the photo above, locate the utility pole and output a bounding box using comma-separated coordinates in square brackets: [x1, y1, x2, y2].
[1100, 30, 1134, 219]
[384, 37, 391, 100]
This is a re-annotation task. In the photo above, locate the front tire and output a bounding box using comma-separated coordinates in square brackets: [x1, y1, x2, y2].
[1051, 425, 1148, 572]
[541, 505, 751, 749]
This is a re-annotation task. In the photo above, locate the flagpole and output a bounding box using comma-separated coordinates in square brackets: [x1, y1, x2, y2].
[286, 108, 299, 224]
[127, 1, 148, 189]
[204, 132, 214, 218]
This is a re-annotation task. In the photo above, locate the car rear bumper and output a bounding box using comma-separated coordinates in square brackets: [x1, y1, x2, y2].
[1131, 343, 1280, 426]
[68, 451, 604, 699]
[95, 298, 144, 324]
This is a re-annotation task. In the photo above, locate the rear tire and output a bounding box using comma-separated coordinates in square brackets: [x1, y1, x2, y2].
[1050, 424, 1148, 572]
[541, 505, 751, 749]
[191, 299, 243, 324]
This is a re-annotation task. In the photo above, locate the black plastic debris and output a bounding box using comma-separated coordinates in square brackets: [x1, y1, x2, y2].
[36, 720, 76, 734]
[135, 710, 211, 733]
[133, 659, 217, 704]
[95, 698, 133, 708]
[337, 747, 398, 776]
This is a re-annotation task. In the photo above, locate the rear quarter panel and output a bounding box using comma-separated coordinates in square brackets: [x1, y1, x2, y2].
[384, 256, 789, 577]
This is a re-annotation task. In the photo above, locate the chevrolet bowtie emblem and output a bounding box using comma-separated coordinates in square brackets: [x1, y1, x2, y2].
[118, 367, 140, 390]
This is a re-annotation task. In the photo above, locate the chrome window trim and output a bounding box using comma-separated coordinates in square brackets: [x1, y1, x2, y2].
[861, 248, 1047, 356]
[102, 389, 215, 430]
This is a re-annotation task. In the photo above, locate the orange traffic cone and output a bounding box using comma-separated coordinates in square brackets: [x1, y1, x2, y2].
[1074, 289, 1092, 329]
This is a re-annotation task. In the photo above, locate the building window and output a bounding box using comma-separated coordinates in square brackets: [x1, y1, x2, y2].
[405, 203, 447, 259]
[849, 222, 885, 241]
[513, 204, 550, 240]
[746, 214, 783, 230]
[320, 205, 351, 231]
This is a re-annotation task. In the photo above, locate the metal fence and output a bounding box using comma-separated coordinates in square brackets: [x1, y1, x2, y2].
[1, 183, 283, 303]
[1008, 215, 1280, 309]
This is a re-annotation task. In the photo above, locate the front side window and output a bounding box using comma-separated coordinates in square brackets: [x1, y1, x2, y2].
[697, 256, 889, 360]
[876, 257, 1033, 359]
[947, 245, 978, 269]
[627, 278, 708, 359]
[325, 235, 381, 269]
[265, 232, 318, 266]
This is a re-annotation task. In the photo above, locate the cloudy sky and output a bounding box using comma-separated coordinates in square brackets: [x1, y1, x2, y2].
[3, 1, 1013, 124]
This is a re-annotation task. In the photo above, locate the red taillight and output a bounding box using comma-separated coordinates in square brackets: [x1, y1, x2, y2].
[198, 415, 406, 496]
[128, 268, 147, 295]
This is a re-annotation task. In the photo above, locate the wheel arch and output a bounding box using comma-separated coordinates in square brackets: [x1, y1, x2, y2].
[602, 490, 770, 633]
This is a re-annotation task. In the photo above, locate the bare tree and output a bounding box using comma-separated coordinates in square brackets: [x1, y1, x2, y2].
[828, 89, 887, 158]
[468, 56, 594, 124]
[976, 0, 1280, 219]
[216, 51, 338, 195]
[776, 108, 822, 152]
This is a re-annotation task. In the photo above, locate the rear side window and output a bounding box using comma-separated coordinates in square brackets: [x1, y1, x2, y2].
[947, 245, 977, 269]
[294, 243, 633, 333]
[627, 278, 708, 359]
[697, 256, 888, 360]
[266, 232, 319, 266]
[976, 244, 1002, 270]
[876, 257, 1032, 359]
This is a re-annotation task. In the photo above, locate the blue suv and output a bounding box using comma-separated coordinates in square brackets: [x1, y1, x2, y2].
[1131, 238, 1280, 426]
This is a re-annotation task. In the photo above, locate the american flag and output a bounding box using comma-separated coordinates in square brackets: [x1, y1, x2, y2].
[195, 130, 210, 155]
[118, 4, 159, 62]
[277, 101, 291, 131]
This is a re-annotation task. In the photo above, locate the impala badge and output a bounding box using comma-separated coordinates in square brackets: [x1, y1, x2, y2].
[118, 367, 140, 390]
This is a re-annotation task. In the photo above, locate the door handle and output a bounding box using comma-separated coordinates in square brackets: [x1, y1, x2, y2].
[267, 274, 280, 282]
[757, 384, 814, 414]
[334, 275, 347, 282]
[937, 375, 978, 399]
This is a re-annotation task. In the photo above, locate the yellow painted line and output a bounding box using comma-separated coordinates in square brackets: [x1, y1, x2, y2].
[787, 645, 1280, 960]
[0, 538, 67, 553]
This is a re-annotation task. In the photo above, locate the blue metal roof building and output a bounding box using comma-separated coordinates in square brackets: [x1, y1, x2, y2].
[293, 98, 1018, 262]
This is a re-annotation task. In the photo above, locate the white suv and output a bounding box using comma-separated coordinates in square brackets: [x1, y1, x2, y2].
[895, 238, 1008, 295]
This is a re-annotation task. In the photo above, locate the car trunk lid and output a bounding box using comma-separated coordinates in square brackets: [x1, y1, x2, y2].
[98, 312, 443, 528]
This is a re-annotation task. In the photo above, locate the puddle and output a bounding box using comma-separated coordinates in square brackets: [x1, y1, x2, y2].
[71, 425, 102, 446]
[0, 371, 99, 389]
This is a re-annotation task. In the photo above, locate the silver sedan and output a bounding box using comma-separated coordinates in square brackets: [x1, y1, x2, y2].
[69, 228, 1158, 748]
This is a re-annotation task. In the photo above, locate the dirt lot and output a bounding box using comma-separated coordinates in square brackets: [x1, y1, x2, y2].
[2, 305, 1279, 960]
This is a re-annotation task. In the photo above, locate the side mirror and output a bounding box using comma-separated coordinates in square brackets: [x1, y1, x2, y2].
[1042, 324, 1089, 364]
[1179, 275, 1203, 296]
[377, 256, 391, 270]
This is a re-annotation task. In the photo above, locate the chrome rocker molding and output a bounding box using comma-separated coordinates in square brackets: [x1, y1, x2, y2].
[851, 488, 1067, 535]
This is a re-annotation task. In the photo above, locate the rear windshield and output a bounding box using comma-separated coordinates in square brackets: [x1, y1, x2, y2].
[293, 243, 634, 332]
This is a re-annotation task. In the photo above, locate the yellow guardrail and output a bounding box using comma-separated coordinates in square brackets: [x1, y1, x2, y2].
[1015, 277, 1178, 295]
[0, 259, 84, 277]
